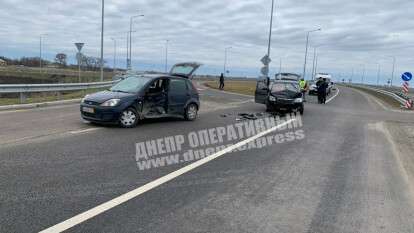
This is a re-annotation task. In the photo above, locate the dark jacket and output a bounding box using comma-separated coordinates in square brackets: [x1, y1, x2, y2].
[219, 74, 224, 83]
[316, 80, 328, 94]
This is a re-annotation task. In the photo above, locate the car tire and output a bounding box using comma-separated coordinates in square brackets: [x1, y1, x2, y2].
[299, 106, 304, 115]
[119, 108, 138, 128]
[184, 103, 198, 121]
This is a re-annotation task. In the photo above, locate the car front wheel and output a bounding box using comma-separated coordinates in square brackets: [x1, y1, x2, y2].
[119, 108, 138, 128]
[184, 104, 198, 121]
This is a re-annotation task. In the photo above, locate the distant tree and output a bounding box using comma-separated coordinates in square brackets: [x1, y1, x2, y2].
[54, 53, 67, 67]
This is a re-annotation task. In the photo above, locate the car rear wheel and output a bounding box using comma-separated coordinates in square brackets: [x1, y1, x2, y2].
[184, 104, 198, 121]
[119, 108, 138, 128]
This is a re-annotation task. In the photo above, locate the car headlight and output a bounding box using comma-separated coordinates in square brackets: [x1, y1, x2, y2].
[269, 96, 276, 101]
[294, 98, 303, 103]
[101, 99, 121, 107]
[81, 95, 90, 103]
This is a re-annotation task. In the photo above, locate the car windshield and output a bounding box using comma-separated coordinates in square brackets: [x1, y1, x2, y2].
[110, 76, 151, 93]
[271, 82, 298, 92]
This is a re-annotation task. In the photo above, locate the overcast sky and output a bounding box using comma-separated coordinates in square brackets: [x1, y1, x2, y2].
[1, 0, 413, 83]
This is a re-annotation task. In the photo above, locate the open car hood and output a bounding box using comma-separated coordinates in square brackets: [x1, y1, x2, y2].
[169, 62, 202, 78]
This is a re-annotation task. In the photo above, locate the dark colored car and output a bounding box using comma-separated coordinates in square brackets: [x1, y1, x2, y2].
[80, 63, 201, 128]
[255, 79, 304, 115]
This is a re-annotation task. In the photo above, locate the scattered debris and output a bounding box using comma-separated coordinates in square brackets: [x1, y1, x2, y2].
[238, 113, 258, 120]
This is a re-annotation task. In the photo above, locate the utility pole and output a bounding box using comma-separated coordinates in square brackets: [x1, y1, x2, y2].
[302, 28, 321, 80]
[100, 0, 104, 81]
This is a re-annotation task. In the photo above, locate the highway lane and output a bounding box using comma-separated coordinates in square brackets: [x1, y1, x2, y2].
[0, 87, 252, 146]
[1, 86, 414, 233]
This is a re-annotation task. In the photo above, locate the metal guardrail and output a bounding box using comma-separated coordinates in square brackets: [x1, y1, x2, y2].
[0, 80, 119, 104]
[347, 84, 412, 108]
[0, 80, 118, 93]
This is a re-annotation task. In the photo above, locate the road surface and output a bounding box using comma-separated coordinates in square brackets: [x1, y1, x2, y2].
[1, 85, 414, 233]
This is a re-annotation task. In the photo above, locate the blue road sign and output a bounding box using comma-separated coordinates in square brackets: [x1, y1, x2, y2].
[402, 72, 412, 81]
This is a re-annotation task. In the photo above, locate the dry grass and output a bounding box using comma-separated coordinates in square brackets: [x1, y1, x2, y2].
[204, 80, 257, 96]
[348, 85, 403, 109]
[0, 88, 107, 106]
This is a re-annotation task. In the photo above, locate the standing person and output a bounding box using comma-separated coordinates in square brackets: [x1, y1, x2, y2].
[316, 78, 324, 104]
[299, 78, 308, 102]
[219, 73, 225, 90]
[317, 78, 329, 104]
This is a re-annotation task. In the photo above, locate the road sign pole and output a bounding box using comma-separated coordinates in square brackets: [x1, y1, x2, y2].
[75, 43, 85, 83]
[401, 72, 413, 109]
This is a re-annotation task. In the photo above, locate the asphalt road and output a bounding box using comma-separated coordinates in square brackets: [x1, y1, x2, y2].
[1, 85, 414, 233]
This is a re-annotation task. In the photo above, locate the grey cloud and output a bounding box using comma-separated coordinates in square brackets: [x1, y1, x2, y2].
[0, 0, 413, 80]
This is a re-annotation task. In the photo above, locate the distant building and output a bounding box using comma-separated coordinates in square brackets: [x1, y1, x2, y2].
[0, 59, 6, 66]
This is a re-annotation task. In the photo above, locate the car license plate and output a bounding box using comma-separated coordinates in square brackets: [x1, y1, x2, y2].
[82, 107, 94, 113]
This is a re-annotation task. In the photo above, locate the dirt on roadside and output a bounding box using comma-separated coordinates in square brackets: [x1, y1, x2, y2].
[386, 122, 414, 196]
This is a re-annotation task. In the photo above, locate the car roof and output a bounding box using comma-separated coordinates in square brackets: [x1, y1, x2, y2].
[272, 80, 298, 84]
[123, 73, 191, 81]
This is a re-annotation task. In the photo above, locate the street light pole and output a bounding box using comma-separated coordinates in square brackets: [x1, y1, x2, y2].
[126, 31, 129, 70]
[165, 39, 169, 73]
[129, 14, 144, 70]
[311, 47, 317, 80]
[302, 28, 321, 80]
[39, 34, 47, 74]
[361, 65, 366, 84]
[390, 56, 396, 86]
[100, 0, 104, 82]
[263, 0, 275, 78]
[279, 57, 282, 74]
[111, 38, 117, 73]
[223, 46, 232, 75]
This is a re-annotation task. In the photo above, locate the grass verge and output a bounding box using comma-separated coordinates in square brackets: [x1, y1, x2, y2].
[204, 80, 256, 96]
[348, 85, 403, 109]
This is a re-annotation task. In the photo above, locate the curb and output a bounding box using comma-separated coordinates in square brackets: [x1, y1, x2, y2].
[0, 98, 81, 111]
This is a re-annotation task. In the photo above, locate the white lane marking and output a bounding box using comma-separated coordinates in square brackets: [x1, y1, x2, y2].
[326, 88, 340, 104]
[39, 119, 296, 233]
[69, 128, 100, 134]
[0, 103, 80, 115]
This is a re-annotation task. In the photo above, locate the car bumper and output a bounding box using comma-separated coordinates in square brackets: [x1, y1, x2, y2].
[309, 89, 318, 95]
[80, 104, 123, 123]
[267, 101, 303, 111]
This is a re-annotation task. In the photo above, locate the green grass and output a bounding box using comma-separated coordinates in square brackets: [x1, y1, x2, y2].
[204, 80, 256, 96]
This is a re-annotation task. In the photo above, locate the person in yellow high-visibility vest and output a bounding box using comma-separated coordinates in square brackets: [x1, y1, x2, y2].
[299, 78, 309, 102]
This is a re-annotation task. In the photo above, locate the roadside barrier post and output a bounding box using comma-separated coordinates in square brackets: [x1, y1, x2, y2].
[401, 72, 413, 109]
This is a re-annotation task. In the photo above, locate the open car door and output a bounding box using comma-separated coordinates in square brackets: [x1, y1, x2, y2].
[169, 62, 202, 79]
[254, 77, 270, 104]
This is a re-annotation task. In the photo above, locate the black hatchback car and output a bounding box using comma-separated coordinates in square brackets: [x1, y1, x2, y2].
[255, 78, 304, 115]
[80, 63, 201, 128]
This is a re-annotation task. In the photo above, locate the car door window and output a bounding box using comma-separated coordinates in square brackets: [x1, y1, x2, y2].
[148, 79, 167, 94]
[169, 79, 187, 94]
